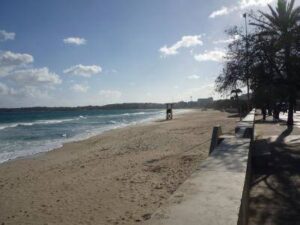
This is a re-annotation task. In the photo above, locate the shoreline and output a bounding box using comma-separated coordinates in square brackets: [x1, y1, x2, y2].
[0, 109, 194, 165]
[0, 109, 237, 225]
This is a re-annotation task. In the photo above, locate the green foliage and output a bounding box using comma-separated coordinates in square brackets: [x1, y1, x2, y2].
[215, 0, 300, 124]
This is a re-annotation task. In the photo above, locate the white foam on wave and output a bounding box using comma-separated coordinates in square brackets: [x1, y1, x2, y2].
[0, 109, 182, 164]
[0, 118, 76, 130]
[96, 111, 152, 119]
[120, 112, 147, 116]
[0, 139, 63, 163]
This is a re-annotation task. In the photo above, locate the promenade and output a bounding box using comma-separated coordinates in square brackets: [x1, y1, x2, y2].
[145, 109, 255, 225]
[249, 112, 300, 225]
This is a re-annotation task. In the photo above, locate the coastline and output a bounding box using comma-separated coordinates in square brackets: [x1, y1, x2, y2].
[0, 109, 193, 165]
[0, 109, 237, 225]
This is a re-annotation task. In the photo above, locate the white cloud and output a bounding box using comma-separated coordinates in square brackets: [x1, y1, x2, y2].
[0, 51, 33, 67]
[0, 82, 16, 95]
[239, 0, 274, 9]
[71, 84, 89, 93]
[0, 50, 63, 105]
[0, 51, 34, 77]
[160, 35, 203, 57]
[63, 37, 86, 45]
[0, 81, 50, 99]
[0, 67, 61, 99]
[0, 82, 8, 94]
[194, 49, 226, 62]
[209, 7, 230, 18]
[18, 86, 50, 98]
[9, 67, 62, 86]
[213, 35, 240, 44]
[187, 74, 200, 80]
[63, 64, 102, 77]
[0, 30, 15, 41]
[99, 90, 122, 99]
[160, 46, 178, 56]
[209, 0, 275, 18]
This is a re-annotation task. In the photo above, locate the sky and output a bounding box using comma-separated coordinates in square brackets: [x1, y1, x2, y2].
[0, 0, 286, 107]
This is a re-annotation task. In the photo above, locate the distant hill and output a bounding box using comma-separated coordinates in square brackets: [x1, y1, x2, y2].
[99, 103, 165, 110]
[0, 98, 243, 113]
[0, 103, 166, 113]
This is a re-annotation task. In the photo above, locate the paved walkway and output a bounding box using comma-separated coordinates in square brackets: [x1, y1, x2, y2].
[145, 110, 256, 225]
[249, 112, 300, 225]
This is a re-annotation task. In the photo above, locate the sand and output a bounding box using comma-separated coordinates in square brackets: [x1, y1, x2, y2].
[0, 109, 237, 225]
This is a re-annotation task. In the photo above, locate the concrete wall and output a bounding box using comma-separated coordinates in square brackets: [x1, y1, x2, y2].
[145, 109, 256, 225]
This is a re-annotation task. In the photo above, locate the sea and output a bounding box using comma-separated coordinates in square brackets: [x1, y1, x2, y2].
[0, 108, 181, 163]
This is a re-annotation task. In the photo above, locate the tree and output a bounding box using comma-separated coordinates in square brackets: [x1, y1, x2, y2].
[251, 0, 300, 125]
[216, 0, 300, 125]
[215, 27, 250, 95]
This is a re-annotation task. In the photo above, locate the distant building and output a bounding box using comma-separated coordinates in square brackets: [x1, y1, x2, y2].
[197, 97, 213, 106]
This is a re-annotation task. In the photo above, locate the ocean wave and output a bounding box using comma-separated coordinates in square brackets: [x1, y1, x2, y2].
[0, 140, 63, 164]
[0, 109, 169, 163]
[120, 112, 146, 116]
[0, 118, 75, 130]
[0, 111, 159, 131]
[95, 111, 156, 119]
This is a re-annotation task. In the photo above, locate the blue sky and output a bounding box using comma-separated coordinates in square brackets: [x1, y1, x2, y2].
[0, 0, 281, 107]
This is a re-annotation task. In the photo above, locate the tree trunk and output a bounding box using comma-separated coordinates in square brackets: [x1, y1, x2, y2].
[285, 43, 293, 126]
[236, 94, 241, 121]
[287, 96, 294, 125]
[246, 78, 250, 112]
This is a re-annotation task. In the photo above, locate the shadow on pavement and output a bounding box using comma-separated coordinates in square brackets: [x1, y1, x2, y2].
[249, 127, 300, 225]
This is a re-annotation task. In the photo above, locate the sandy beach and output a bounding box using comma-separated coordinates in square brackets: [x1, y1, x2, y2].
[0, 109, 237, 225]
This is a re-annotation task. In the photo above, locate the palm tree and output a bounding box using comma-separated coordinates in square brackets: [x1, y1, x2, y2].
[251, 0, 300, 125]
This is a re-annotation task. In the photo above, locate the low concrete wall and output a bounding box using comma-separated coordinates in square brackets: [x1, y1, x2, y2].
[237, 109, 255, 225]
[235, 109, 256, 139]
[209, 126, 222, 154]
[145, 109, 256, 225]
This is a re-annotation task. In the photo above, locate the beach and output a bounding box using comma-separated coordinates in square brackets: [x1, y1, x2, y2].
[0, 109, 237, 225]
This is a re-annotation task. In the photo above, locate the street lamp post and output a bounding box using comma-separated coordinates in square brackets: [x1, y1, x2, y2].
[243, 13, 250, 111]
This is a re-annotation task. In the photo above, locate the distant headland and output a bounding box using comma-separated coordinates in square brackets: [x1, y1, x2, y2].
[0, 97, 226, 112]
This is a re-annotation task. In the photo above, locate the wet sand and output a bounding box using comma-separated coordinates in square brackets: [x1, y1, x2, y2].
[0, 109, 237, 225]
